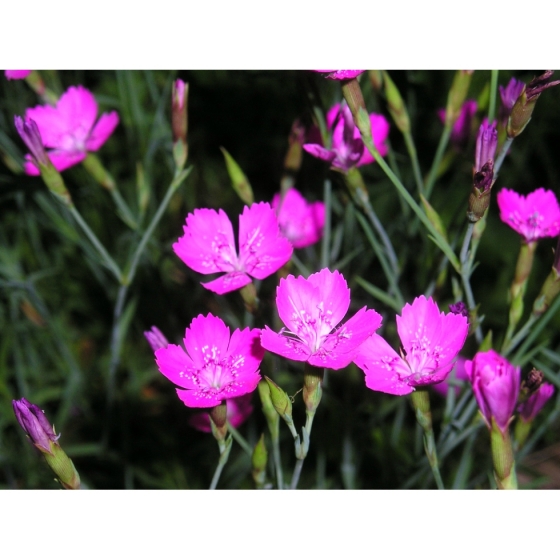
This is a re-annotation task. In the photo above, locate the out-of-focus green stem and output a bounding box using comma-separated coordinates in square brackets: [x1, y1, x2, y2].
[209, 434, 233, 490]
[125, 167, 191, 284]
[411, 389, 445, 490]
[68, 205, 122, 282]
[403, 130, 424, 197]
[354, 116, 460, 272]
[459, 222, 483, 344]
[494, 136, 514, 176]
[488, 70, 499, 123]
[227, 422, 253, 456]
[321, 179, 331, 270]
[501, 241, 537, 352]
[82, 154, 137, 229]
[424, 125, 452, 200]
[346, 168, 399, 276]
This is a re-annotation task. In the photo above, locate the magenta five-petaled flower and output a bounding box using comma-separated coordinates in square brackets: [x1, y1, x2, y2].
[303, 103, 389, 172]
[260, 268, 382, 369]
[272, 188, 325, 248]
[154, 314, 264, 408]
[22, 85, 119, 175]
[353, 296, 469, 395]
[496, 188, 560, 243]
[174, 202, 293, 295]
[465, 350, 520, 433]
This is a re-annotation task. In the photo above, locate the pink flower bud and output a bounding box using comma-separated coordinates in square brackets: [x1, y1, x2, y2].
[518, 382, 554, 422]
[12, 397, 59, 454]
[465, 350, 520, 433]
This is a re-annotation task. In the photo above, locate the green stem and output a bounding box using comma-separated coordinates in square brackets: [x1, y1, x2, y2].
[501, 241, 537, 353]
[459, 222, 483, 344]
[510, 294, 560, 361]
[271, 433, 284, 490]
[209, 434, 233, 490]
[68, 205, 122, 282]
[494, 136, 514, 177]
[226, 422, 252, 456]
[125, 167, 191, 284]
[411, 389, 445, 490]
[82, 154, 137, 229]
[321, 179, 331, 270]
[488, 70, 499, 123]
[403, 130, 425, 197]
[290, 458, 304, 490]
[424, 125, 453, 200]
[353, 108, 460, 272]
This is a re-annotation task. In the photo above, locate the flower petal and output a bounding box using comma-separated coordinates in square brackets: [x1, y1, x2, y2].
[85, 111, 119, 151]
[201, 272, 252, 294]
[55, 85, 99, 142]
[260, 325, 312, 363]
[396, 296, 468, 381]
[238, 202, 293, 280]
[302, 143, 336, 164]
[226, 327, 265, 380]
[182, 313, 232, 370]
[173, 208, 238, 275]
[353, 334, 414, 395]
[176, 388, 223, 408]
[155, 344, 196, 389]
[309, 307, 383, 369]
[273, 189, 325, 248]
[275, 269, 350, 344]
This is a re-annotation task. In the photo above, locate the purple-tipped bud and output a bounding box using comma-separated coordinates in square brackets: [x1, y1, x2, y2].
[499, 78, 525, 125]
[171, 79, 188, 144]
[522, 367, 544, 395]
[465, 350, 520, 433]
[12, 397, 59, 454]
[474, 119, 498, 173]
[518, 382, 554, 422]
[508, 71, 560, 138]
[467, 119, 498, 222]
[449, 301, 469, 318]
[14, 116, 50, 168]
[144, 326, 169, 352]
[525, 70, 560, 100]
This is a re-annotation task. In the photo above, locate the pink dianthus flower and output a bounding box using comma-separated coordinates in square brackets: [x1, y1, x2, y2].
[154, 314, 264, 408]
[496, 188, 560, 243]
[23, 85, 119, 175]
[303, 103, 389, 172]
[353, 296, 469, 395]
[260, 268, 382, 369]
[272, 188, 325, 248]
[5, 70, 31, 80]
[173, 202, 293, 295]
